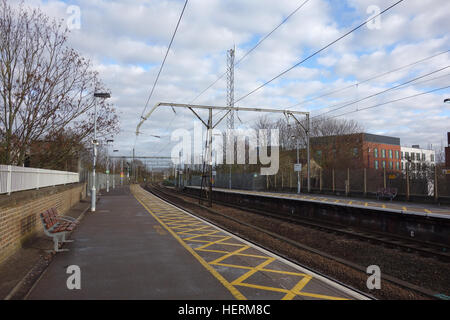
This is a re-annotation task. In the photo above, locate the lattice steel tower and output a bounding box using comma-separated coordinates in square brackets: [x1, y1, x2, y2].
[226, 48, 235, 129]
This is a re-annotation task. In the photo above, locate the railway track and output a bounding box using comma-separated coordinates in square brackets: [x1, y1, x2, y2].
[146, 184, 446, 300]
[181, 186, 450, 262]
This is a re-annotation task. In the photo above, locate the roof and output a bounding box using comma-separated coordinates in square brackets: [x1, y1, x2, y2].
[363, 133, 400, 146]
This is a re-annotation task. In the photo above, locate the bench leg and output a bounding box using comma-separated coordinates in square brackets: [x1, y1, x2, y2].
[53, 234, 69, 252]
[61, 232, 74, 243]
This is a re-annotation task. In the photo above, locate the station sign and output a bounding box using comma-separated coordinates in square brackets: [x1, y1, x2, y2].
[294, 164, 302, 172]
[388, 174, 397, 179]
[443, 169, 450, 175]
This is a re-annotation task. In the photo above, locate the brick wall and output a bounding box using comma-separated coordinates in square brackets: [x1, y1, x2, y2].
[0, 183, 86, 265]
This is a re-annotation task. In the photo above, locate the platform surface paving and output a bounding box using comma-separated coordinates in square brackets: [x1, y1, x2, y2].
[27, 185, 365, 300]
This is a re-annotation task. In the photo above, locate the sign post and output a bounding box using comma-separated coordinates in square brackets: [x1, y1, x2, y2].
[294, 163, 302, 194]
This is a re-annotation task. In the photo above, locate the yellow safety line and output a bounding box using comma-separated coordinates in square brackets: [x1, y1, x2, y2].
[133, 194, 247, 300]
[209, 246, 250, 265]
[235, 252, 271, 259]
[210, 262, 254, 270]
[297, 292, 348, 300]
[183, 231, 223, 241]
[424, 209, 432, 214]
[197, 248, 230, 254]
[231, 258, 276, 286]
[132, 187, 353, 301]
[219, 242, 246, 247]
[261, 268, 309, 277]
[195, 236, 233, 251]
[236, 282, 291, 294]
[282, 275, 312, 300]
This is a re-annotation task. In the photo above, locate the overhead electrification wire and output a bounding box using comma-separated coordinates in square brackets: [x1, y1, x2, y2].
[134, 0, 188, 152]
[322, 85, 450, 120]
[287, 49, 450, 110]
[312, 65, 450, 119]
[139, 0, 188, 121]
[189, 0, 311, 104]
[234, 0, 406, 104]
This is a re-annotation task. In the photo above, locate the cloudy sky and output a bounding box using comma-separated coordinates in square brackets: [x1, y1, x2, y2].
[11, 0, 450, 159]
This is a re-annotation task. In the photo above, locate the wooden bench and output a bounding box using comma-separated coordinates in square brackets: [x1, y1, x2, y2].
[40, 208, 78, 252]
[376, 187, 398, 201]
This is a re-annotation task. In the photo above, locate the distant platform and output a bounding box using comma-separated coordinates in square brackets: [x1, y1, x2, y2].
[186, 186, 450, 219]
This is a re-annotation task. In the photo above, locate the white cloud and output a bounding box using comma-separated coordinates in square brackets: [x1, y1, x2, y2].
[7, 0, 450, 159]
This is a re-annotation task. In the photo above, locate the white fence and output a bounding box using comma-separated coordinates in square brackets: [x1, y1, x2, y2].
[0, 165, 79, 195]
[85, 172, 121, 194]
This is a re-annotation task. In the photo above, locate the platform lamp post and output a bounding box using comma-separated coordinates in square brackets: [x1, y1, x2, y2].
[106, 139, 114, 192]
[91, 92, 111, 212]
[112, 150, 119, 189]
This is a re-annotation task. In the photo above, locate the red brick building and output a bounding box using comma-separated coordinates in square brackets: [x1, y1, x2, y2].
[311, 133, 401, 171]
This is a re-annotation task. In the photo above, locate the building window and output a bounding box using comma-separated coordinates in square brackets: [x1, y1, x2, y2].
[381, 149, 386, 158]
[388, 150, 393, 159]
[353, 148, 358, 157]
[401, 162, 404, 170]
[389, 161, 393, 169]
[396, 162, 400, 170]
[382, 161, 386, 169]
[431, 154, 434, 162]
[395, 150, 399, 159]
[411, 163, 415, 171]
[416, 153, 420, 161]
[374, 160, 379, 170]
[401, 151, 404, 160]
[405, 152, 410, 160]
[411, 153, 415, 161]
[374, 148, 378, 158]
[422, 154, 425, 161]
[416, 163, 420, 171]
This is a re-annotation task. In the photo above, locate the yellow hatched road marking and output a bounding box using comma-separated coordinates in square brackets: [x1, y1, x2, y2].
[132, 186, 352, 301]
[297, 292, 348, 300]
[133, 192, 246, 300]
[212, 262, 254, 270]
[231, 258, 276, 285]
[196, 236, 233, 251]
[209, 246, 250, 265]
[282, 275, 312, 300]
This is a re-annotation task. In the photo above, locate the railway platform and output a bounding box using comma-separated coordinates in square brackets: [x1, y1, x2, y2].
[25, 185, 367, 300]
[188, 186, 450, 219]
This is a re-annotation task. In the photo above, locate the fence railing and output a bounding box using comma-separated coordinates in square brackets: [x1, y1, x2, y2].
[78, 170, 123, 196]
[0, 165, 79, 195]
[185, 166, 450, 201]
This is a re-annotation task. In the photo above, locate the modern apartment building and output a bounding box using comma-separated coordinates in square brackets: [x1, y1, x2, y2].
[400, 145, 435, 172]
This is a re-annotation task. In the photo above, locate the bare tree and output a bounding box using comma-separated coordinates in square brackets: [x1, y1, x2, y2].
[252, 115, 364, 151]
[0, 1, 118, 166]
